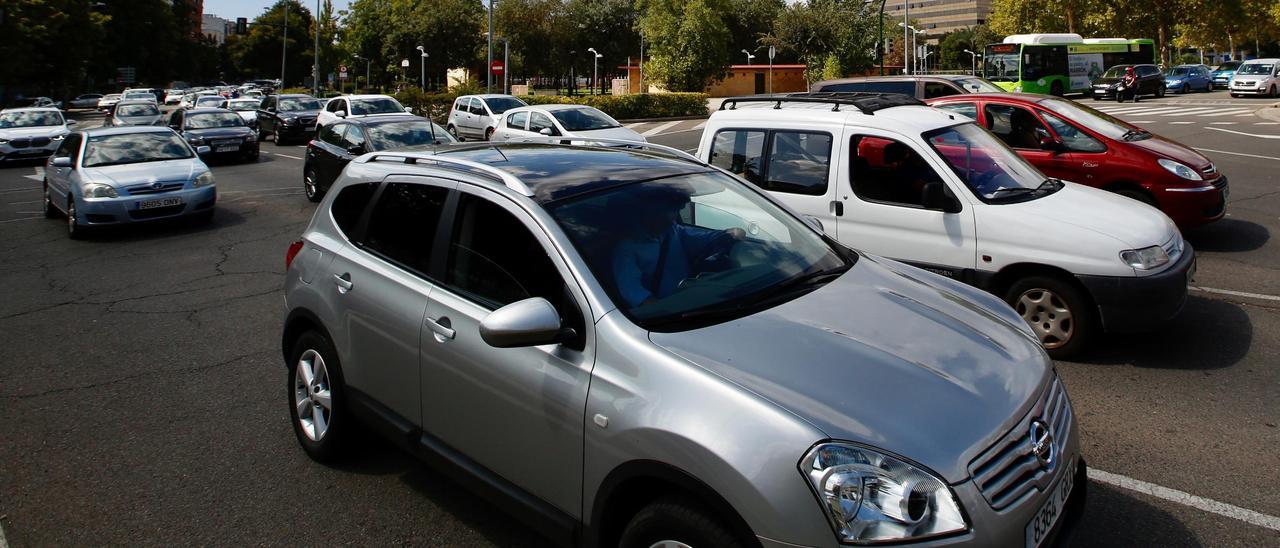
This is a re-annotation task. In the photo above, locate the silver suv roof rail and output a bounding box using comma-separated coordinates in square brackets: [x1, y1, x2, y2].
[364, 151, 535, 197]
[506, 136, 706, 165]
[720, 92, 923, 115]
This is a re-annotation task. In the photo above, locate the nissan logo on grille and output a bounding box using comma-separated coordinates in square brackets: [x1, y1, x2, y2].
[1029, 420, 1055, 468]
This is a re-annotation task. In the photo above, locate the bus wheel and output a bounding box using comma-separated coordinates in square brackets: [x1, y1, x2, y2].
[1050, 81, 1064, 97]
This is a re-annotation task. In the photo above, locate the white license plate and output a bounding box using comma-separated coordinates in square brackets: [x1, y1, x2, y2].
[215, 145, 239, 152]
[137, 197, 183, 210]
[1024, 459, 1076, 548]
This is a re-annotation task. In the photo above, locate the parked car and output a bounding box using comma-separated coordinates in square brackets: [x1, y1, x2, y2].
[193, 95, 227, 109]
[1210, 60, 1242, 88]
[108, 100, 164, 127]
[42, 126, 216, 238]
[928, 93, 1227, 228]
[1163, 65, 1213, 93]
[257, 94, 324, 145]
[445, 94, 528, 140]
[811, 74, 1008, 99]
[164, 89, 186, 105]
[97, 94, 123, 112]
[282, 140, 1086, 548]
[1090, 64, 1165, 100]
[121, 90, 159, 104]
[166, 107, 259, 163]
[225, 98, 261, 128]
[68, 94, 104, 109]
[699, 93, 1194, 357]
[0, 107, 74, 162]
[1229, 58, 1280, 98]
[21, 96, 63, 109]
[492, 104, 644, 143]
[316, 94, 411, 133]
[302, 114, 453, 201]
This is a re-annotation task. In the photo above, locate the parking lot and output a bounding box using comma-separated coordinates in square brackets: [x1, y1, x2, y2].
[1, 91, 1278, 546]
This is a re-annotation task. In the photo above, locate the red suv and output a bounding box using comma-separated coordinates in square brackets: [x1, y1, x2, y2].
[926, 93, 1226, 228]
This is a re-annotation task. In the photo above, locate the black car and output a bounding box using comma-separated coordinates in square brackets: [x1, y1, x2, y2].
[167, 107, 259, 162]
[1091, 64, 1165, 100]
[257, 94, 324, 145]
[303, 114, 453, 202]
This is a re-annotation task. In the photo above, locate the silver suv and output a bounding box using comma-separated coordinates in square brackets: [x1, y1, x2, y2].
[281, 142, 1086, 547]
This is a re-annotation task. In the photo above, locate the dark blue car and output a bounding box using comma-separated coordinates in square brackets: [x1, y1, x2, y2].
[1164, 65, 1212, 93]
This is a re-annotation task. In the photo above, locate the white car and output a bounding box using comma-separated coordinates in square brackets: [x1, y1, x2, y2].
[97, 94, 123, 111]
[121, 90, 158, 103]
[446, 94, 527, 140]
[492, 104, 644, 143]
[164, 89, 185, 105]
[316, 94, 411, 133]
[0, 107, 74, 162]
[696, 94, 1194, 357]
[1229, 58, 1280, 98]
[225, 98, 261, 127]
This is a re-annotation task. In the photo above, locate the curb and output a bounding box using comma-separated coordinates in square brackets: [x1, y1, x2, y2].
[1257, 103, 1280, 123]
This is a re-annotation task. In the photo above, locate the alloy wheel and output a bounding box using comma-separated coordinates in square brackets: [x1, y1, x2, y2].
[66, 199, 78, 236]
[647, 542, 693, 548]
[293, 349, 332, 441]
[1015, 288, 1073, 349]
[304, 169, 318, 200]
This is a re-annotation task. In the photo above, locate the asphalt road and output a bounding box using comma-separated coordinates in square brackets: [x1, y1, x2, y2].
[1, 92, 1278, 547]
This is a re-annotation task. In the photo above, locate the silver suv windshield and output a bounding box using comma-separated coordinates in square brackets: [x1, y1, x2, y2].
[548, 171, 852, 330]
[924, 123, 1060, 203]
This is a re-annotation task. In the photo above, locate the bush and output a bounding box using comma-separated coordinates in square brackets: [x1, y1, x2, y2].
[392, 89, 708, 124]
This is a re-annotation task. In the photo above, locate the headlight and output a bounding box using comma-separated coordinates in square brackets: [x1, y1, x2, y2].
[1120, 245, 1170, 270]
[800, 443, 966, 543]
[245, 133, 257, 142]
[193, 171, 215, 188]
[0, 138, 8, 145]
[187, 136, 204, 145]
[82, 183, 118, 198]
[1157, 158, 1203, 181]
[52, 134, 66, 141]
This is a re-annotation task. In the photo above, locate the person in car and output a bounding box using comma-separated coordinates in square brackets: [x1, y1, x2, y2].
[612, 187, 745, 307]
[1007, 109, 1043, 149]
[1119, 66, 1140, 103]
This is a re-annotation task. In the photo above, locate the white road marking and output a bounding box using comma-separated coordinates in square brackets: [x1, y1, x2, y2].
[1208, 121, 1238, 125]
[273, 153, 304, 160]
[641, 121, 682, 136]
[0, 187, 38, 195]
[1116, 107, 1193, 116]
[1158, 107, 1226, 116]
[1091, 469, 1280, 532]
[1257, 122, 1280, 125]
[0, 216, 42, 224]
[1191, 286, 1280, 302]
[692, 121, 706, 130]
[1169, 121, 1194, 125]
[219, 186, 301, 194]
[7, 200, 40, 204]
[1, 519, 8, 548]
[1198, 109, 1253, 116]
[1128, 120, 1155, 124]
[1194, 147, 1280, 161]
[22, 174, 41, 182]
[1206, 126, 1280, 138]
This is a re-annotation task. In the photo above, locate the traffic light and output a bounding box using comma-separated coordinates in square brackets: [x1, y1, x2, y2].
[236, 18, 247, 35]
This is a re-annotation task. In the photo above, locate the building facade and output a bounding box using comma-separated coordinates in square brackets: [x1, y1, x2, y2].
[884, 0, 992, 37]
[202, 14, 231, 44]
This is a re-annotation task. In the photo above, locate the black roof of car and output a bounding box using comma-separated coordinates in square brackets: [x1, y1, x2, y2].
[397, 143, 713, 204]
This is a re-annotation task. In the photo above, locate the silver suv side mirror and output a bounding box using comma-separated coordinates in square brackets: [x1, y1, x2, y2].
[479, 297, 572, 348]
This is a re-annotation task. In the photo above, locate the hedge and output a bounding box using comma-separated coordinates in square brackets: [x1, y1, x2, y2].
[391, 88, 708, 124]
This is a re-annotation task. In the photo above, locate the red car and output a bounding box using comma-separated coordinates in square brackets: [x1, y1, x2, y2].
[926, 93, 1226, 228]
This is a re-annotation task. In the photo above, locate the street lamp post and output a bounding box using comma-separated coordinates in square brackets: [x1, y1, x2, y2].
[963, 49, 978, 76]
[902, 0, 909, 75]
[281, 3, 288, 87]
[741, 49, 756, 65]
[312, 0, 320, 96]
[899, 23, 923, 75]
[487, 0, 494, 93]
[587, 47, 602, 95]
[415, 45, 427, 91]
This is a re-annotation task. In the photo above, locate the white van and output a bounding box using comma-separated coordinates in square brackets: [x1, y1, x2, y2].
[696, 94, 1196, 357]
[1229, 58, 1280, 98]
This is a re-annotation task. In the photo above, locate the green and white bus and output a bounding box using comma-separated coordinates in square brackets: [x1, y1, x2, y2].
[984, 34, 1156, 95]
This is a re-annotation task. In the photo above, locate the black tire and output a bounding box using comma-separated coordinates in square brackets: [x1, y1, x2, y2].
[1182, 84, 1191, 94]
[304, 166, 323, 203]
[275, 133, 289, 146]
[66, 198, 87, 239]
[1271, 85, 1278, 99]
[1231, 93, 1240, 98]
[42, 181, 57, 218]
[1050, 81, 1064, 97]
[448, 124, 463, 142]
[1155, 84, 1166, 98]
[1116, 187, 1157, 207]
[484, 126, 495, 141]
[618, 497, 746, 548]
[287, 330, 352, 463]
[1005, 275, 1096, 359]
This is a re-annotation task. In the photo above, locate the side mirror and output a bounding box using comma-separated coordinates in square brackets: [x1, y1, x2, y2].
[479, 297, 573, 348]
[539, 127, 554, 136]
[922, 181, 962, 213]
[51, 157, 72, 168]
[196, 145, 211, 154]
[404, 107, 413, 113]
[346, 145, 366, 155]
[66, 119, 77, 126]
[334, 110, 347, 118]
[1039, 136, 1066, 153]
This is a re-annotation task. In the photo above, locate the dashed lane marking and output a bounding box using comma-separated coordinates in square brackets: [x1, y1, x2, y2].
[1198, 109, 1253, 116]
[1194, 147, 1280, 161]
[1257, 122, 1280, 125]
[1208, 121, 1238, 125]
[1169, 121, 1194, 125]
[1091, 469, 1280, 532]
[1128, 120, 1155, 123]
[641, 121, 682, 136]
[0, 216, 42, 224]
[1192, 286, 1280, 302]
[272, 153, 304, 160]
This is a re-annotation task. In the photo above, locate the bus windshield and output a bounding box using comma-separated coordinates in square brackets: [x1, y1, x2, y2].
[984, 51, 1020, 82]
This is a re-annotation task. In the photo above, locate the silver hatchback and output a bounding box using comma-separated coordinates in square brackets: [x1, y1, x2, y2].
[281, 142, 1086, 547]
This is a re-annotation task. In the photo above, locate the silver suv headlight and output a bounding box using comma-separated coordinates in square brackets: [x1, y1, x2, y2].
[1120, 245, 1169, 270]
[82, 183, 118, 198]
[800, 443, 966, 543]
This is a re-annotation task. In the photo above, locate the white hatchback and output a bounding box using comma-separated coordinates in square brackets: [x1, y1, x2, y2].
[493, 104, 644, 143]
[316, 94, 411, 133]
[1229, 58, 1280, 98]
[697, 94, 1195, 357]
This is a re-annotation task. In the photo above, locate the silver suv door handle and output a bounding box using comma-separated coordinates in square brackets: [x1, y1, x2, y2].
[333, 273, 353, 293]
[425, 317, 455, 340]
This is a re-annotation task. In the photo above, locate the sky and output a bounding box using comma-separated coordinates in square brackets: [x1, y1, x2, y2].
[202, 0, 352, 20]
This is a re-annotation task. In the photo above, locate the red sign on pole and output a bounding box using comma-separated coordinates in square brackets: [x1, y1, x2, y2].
[491, 60, 505, 74]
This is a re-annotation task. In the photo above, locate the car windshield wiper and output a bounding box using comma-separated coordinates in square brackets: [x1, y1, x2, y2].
[1121, 128, 1151, 141]
[988, 178, 1061, 199]
[645, 264, 851, 329]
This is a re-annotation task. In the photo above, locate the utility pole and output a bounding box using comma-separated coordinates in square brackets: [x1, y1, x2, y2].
[487, 0, 494, 93]
[281, 3, 288, 87]
[903, 0, 909, 75]
[503, 38, 509, 94]
[638, 38, 644, 94]
[312, 0, 320, 96]
[416, 45, 426, 90]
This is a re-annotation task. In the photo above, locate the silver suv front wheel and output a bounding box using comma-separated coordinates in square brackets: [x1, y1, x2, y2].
[288, 331, 351, 462]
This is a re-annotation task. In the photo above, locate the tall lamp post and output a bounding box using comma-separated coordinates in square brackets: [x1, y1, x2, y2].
[281, 3, 288, 87]
[487, 0, 494, 93]
[741, 49, 756, 65]
[497, 37, 509, 94]
[899, 23, 922, 74]
[902, 0, 909, 75]
[963, 49, 979, 76]
[312, 0, 320, 95]
[587, 47, 602, 95]
[415, 45, 427, 90]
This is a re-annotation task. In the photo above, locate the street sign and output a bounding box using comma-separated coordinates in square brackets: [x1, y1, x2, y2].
[401, 59, 410, 68]
[491, 60, 504, 74]
[768, 46, 776, 60]
[339, 65, 347, 78]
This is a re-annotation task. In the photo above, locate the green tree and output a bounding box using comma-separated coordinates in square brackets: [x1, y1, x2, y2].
[638, 0, 732, 91]
[494, 0, 564, 77]
[937, 25, 998, 71]
[725, 0, 785, 62]
[0, 0, 109, 99]
[228, 0, 315, 86]
[772, 0, 877, 82]
[378, 0, 484, 89]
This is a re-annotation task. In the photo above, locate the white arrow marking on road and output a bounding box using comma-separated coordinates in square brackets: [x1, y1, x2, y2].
[23, 167, 44, 182]
[1194, 147, 1280, 161]
[642, 121, 682, 136]
[1091, 469, 1280, 532]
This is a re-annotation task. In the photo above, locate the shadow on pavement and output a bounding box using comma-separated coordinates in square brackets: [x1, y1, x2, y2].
[76, 207, 247, 242]
[1184, 218, 1270, 253]
[1074, 295, 1251, 370]
[1069, 481, 1203, 547]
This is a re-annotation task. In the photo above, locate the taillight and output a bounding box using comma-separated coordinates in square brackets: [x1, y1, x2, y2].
[285, 240, 304, 270]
